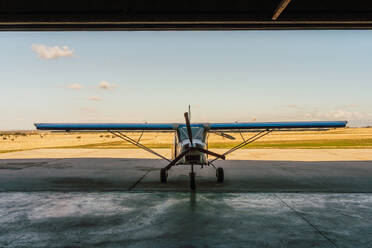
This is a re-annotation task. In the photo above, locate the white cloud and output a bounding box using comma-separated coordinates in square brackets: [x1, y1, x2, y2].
[285, 104, 303, 110]
[80, 107, 97, 113]
[278, 105, 372, 122]
[31, 44, 74, 59]
[286, 104, 299, 108]
[88, 97, 102, 101]
[98, 81, 115, 90]
[303, 109, 372, 120]
[322, 110, 363, 119]
[67, 83, 83, 90]
[342, 104, 359, 108]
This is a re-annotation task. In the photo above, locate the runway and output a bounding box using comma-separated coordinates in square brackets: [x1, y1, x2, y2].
[1, 149, 372, 247]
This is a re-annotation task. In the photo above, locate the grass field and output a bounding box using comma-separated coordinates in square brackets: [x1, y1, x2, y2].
[1, 128, 372, 154]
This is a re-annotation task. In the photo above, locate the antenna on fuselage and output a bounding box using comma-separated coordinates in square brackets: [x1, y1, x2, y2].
[188, 105, 191, 122]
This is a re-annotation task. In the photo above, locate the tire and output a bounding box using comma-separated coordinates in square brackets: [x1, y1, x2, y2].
[216, 167, 224, 183]
[190, 172, 196, 190]
[160, 168, 167, 183]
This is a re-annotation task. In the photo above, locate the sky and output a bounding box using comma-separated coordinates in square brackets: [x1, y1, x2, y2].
[0, 30, 372, 130]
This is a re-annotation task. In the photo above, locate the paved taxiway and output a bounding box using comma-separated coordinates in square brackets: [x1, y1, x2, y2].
[0, 149, 372, 247]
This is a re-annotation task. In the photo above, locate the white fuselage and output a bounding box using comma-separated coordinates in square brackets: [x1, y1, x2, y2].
[172, 126, 208, 165]
[177, 139, 208, 165]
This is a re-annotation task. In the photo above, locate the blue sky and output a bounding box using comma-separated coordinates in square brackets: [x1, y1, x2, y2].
[0, 31, 372, 130]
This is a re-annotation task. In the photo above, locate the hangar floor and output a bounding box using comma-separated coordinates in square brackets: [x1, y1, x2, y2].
[0, 149, 372, 247]
[0, 149, 372, 192]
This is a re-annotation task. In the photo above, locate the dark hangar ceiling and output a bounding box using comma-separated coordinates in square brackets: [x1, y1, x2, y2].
[1, 0, 372, 30]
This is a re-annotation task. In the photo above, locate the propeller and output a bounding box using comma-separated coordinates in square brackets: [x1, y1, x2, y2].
[184, 112, 194, 147]
[183, 111, 224, 159]
[164, 110, 225, 170]
[194, 147, 225, 160]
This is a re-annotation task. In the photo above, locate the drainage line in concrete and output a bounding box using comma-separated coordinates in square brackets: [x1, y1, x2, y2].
[128, 170, 152, 191]
[273, 193, 339, 248]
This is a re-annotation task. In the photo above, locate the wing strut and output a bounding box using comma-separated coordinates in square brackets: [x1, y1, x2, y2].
[209, 129, 272, 163]
[110, 131, 171, 162]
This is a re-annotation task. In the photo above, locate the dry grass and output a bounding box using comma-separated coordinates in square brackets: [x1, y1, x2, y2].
[1, 127, 372, 153]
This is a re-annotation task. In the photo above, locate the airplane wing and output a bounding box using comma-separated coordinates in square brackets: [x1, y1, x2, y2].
[208, 121, 347, 131]
[34, 123, 176, 131]
[35, 121, 347, 131]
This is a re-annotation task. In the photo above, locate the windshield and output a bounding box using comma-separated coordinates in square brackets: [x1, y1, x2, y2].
[178, 127, 205, 141]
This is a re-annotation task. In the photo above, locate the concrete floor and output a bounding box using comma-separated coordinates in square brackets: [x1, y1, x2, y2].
[1, 192, 372, 248]
[0, 157, 372, 192]
[1, 149, 372, 247]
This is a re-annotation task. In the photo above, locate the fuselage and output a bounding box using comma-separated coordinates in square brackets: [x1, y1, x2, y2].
[172, 125, 208, 165]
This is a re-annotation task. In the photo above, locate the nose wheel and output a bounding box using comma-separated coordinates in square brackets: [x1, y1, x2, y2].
[160, 168, 168, 183]
[216, 167, 224, 183]
[160, 164, 222, 190]
[189, 164, 196, 190]
[190, 172, 196, 190]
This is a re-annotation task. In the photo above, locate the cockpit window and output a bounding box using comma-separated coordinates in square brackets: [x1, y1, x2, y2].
[178, 126, 205, 141]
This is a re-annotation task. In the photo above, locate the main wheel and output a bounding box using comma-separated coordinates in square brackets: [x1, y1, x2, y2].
[160, 168, 168, 183]
[216, 167, 224, 183]
[190, 172, 196, 190]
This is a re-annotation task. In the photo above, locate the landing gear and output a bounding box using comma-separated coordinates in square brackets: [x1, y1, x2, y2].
[160, 164, 223, 189]
[160, 164, 197, 190]
[216, 167, 224, 183]
[190, 164, 196, 190]
[160, 168, 168, 183]
[189, 172, 196, 190]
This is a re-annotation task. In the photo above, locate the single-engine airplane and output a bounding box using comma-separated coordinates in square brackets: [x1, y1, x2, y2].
[35, 107, 347, 190]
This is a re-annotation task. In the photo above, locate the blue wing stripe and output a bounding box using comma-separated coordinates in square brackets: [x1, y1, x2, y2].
[35, 123, 176, 131]
[35, 121, 347, 131]
[209, 121, 347, 130]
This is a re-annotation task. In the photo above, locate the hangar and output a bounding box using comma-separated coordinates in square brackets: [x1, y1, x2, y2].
[1, 2, 372, 247]
[1, 0, 372, 30]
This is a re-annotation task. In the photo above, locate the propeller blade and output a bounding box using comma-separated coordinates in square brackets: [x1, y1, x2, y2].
[184, 112, 193, 147]
[212, 131, 236, 140]
[165, 148, 191, 169]
[193, 147, 226, 160]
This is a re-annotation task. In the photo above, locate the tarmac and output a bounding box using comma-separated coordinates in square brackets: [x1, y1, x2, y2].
[0, 149, 372, 247]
